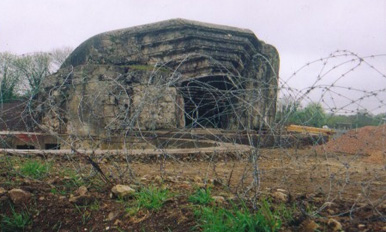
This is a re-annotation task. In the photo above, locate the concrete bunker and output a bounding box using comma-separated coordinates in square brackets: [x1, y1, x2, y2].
[32, 19, 280, 150]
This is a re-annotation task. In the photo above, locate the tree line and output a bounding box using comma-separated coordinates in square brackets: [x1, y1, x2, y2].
[276, 99, 386, 129]
[0, 47, 72, 103]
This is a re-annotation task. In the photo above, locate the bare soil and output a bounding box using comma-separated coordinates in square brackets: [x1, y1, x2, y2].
[1, 145, 385, 231]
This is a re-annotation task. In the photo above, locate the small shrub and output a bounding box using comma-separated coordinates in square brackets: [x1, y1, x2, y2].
[1, 206, 31, 232]
[189, 188, 213, 205]
[20, 160, 50, 179]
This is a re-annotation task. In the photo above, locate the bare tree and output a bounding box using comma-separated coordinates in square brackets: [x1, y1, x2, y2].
[6, 47, 72, 96]
[49, 47, 73, 71]
[0, 53, 21, 103]
[13, 52, 52, 96]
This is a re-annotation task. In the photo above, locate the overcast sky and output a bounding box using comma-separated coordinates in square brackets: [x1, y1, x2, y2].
[1, 0, 385, 113]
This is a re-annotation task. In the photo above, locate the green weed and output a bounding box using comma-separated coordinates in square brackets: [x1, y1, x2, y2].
[193, 199, 282, 232]
[258, 199, 282, 231]
[135, 186, 169, 210]
[89, 200, 100, 211]
[276, 202, 297, 224]
[50, 188, 67, 196]
[125, 186, 170, 215]
[74, 205, 91, 225]
[189, 188, 213, 205]
[62, 170, 86, 191]
[1, 206, 31, 232]
[20, 160, 50, 179]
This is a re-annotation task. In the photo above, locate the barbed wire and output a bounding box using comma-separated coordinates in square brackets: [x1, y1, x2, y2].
[0, 50, 385, 221]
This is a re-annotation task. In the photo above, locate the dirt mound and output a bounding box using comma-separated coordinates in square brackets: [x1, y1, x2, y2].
[318, 125, 386, 159]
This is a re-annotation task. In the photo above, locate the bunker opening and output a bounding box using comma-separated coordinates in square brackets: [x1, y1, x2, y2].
[45, 143, 61, 150]
[180, 76, 236, 129]
[16, 145, 35, 150]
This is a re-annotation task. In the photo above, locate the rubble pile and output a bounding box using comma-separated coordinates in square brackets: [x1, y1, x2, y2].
[319, 125, 386, 160]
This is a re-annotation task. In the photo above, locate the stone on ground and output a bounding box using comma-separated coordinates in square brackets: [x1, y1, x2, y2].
[8, 188, 31, 204]
[327, 218, 343, 231]
[271, 191, 288, 202]
[111, 184, 135, 198]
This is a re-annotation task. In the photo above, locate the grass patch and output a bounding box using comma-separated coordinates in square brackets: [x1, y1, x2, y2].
[189, 188, 213, 205]
[276, 202, 297, 224]
[126, 186, 170, 215]
[20, 160, 50, 179]
[193, 199, 282, 232]
[136, 186, 169, 210]
[1, 205, 31, 232]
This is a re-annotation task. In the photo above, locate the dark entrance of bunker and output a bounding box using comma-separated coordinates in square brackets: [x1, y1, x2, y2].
[180, 76, 236, 129]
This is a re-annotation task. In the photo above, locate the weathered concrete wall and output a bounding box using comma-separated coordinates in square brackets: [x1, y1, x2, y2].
[38, 19, 280, 137]
[132, 85, 184, 130]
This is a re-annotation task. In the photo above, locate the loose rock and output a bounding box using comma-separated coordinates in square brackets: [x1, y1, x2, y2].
[114, 219, 123, 226]
[106, 211, 119, 221]
[327, 218, 343, 231]
[300, 219, 319, 232]
[271, 191, 288, 203]
[211, 179, 223, 186]
[212, 196, 225, 204]
[8, 188, 31, 204]
[0, 187, 6, 195]
[75, 186, 88, 196]
[111, 184, 135, 198]
[154, 175, 162, 183]
[193, 176, 202, 183]
[69, 195, 94, 205]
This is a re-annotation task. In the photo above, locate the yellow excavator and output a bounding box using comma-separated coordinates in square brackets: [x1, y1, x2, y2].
[286, 124, 335, 136]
